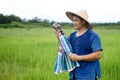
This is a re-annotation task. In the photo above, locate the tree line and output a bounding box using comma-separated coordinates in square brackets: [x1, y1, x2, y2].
[0, 14, 51, 24]
[0, 14, 22, 24]
[0, 13, 120, 28]
[0, 13, 53, 28]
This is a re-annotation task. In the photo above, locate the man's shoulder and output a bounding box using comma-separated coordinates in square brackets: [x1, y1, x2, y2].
[88, 29, 99, 37]
[88, 29, 101, 41]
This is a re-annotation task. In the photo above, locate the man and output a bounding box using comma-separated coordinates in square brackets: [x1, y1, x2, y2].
[56, 10, 102, 80]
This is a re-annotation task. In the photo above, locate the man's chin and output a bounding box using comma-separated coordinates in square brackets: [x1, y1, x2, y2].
[74, 27, 78, 30]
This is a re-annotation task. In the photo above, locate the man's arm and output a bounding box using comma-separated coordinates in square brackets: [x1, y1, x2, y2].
[69, 50, 102, 61]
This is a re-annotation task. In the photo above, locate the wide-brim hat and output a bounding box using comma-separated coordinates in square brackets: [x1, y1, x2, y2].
[66, 10, 92, 28]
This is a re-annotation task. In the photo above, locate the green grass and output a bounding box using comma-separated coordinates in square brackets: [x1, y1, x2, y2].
[0, 28, 120, 80]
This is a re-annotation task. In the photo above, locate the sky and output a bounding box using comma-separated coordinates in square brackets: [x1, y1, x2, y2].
[0, 0, 120, 23]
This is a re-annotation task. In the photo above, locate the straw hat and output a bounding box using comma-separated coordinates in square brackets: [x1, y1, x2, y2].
[66, 10, 92, 28]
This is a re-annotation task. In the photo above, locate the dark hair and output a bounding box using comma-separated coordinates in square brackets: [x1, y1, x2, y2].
[72, 14, 93, 29]
[72, 14, 83, 21]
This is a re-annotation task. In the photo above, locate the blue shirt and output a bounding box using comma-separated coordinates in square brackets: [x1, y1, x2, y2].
[68, 29, 102, 80]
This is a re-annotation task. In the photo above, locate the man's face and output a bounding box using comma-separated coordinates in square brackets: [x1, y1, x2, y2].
[72, 16, 84, 30]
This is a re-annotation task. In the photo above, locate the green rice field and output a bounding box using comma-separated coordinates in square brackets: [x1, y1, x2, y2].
[0, 28, 120, 80]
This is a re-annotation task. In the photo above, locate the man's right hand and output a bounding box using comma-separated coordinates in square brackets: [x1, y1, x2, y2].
[55, 30, 61, 40]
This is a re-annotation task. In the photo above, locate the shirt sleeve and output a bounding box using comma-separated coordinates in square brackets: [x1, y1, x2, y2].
[90, 33, 102, 52]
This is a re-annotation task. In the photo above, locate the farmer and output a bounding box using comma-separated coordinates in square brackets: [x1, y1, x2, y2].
[55, 10, 102, 80]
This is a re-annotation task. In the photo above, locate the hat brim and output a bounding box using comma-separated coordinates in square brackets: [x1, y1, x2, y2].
[66, 11, 92, 28]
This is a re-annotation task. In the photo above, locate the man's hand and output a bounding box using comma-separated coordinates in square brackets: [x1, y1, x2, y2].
[69, 53, 80, 61]
[55, 30, 61, 40]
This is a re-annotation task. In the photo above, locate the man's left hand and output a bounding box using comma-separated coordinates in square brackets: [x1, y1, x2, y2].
[69, 53, 79, 61]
